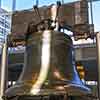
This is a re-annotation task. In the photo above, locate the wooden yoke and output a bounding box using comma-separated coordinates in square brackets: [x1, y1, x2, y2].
[9, 0, 90, 47]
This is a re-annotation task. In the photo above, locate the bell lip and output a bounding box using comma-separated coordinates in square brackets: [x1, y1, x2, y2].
[4, 90, 91, 100]
[4, 82, 91, 99]
[64, 83, 91, 93]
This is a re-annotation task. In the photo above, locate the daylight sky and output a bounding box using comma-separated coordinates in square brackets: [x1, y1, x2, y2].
[1, 0, 100, 32]
[1, 0, 78, 11]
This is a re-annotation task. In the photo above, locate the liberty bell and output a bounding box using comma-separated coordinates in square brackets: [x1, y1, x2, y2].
[4, 3, 91, 100]
[4, 30, 91, 99]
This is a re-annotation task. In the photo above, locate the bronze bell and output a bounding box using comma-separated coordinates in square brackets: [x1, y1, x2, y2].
[4, 30, 91, 99]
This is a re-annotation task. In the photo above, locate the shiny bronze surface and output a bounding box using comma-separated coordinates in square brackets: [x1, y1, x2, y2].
[5, 30, 91, 98]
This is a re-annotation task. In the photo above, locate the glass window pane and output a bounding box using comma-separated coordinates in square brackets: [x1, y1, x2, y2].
[1, 0, 100, 46]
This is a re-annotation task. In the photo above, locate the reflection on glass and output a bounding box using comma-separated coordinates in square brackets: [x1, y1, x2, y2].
[1, 0, 100, 46]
